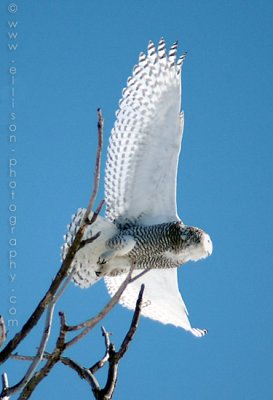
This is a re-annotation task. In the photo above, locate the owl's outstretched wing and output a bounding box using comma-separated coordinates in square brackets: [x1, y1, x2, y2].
[104, 270, 207, 337]
[105, 39, 185, 225]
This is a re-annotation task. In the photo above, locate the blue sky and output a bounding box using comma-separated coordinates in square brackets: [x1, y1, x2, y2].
[1, 1, 273, 399]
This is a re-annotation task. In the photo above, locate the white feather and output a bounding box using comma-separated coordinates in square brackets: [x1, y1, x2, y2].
[105, 39, 185, 225]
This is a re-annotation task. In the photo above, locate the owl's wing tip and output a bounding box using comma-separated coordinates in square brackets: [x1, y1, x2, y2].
[190, 328, 208, 337]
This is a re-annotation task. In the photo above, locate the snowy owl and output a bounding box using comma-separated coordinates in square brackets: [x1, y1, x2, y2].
[62, 39, 213, 337]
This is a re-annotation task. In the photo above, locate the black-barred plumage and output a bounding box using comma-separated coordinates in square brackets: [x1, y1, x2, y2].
[105, 222, 206, 269]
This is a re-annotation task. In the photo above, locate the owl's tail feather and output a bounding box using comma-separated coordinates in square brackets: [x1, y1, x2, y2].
[61, 208, 118, 288]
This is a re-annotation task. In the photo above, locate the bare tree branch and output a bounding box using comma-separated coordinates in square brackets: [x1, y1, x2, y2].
[116, 284, 144, 360]
[8, 267, 78, 397]
[0, 231, 76, 365]
[79, 231, 101, 249]
[90, 327, 110, 373]
[129, 268, 150, 283]
[9, 285, 145, 400]
[0, 110, 104, 365]
[4, 303, 56, 397]
[60, 357, 100, 394]
[100, 285, 144, 399]
[16, 313, 67, 400]
[10, 353, 101, 393]
[60, 285, 144, 400]
[85, 108, 104, 218]
[100, 343, 117, 400]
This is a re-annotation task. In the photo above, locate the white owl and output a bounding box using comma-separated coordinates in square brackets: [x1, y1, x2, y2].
[63, 39, 213, 337]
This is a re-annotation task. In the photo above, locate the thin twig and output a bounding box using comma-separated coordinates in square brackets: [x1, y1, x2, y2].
[79, 231, 101, 249]
[10, 351, 101, 393]
[86, 109, 104, 218]
[10, 355, 34, 361]
[4, 302, 56, 397]
[129, 268, 150, 283]
[60, 357, 100, 393]
[116, 284, 144, 359]
[101, 343, 117, 399]
[90, 327, 111, 373]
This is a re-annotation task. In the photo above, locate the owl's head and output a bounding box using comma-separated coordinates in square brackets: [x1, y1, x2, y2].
[178, 224, 213, 263]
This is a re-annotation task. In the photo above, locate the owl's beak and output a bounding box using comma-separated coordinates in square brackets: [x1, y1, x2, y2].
[202, 233, 213, 257]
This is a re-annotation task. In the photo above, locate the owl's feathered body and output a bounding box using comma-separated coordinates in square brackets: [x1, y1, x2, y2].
[105, 221, 211, 269]
[62, 39, 213, 337]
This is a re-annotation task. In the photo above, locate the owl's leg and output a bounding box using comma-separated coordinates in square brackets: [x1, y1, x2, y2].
[97, 234, 136, 265]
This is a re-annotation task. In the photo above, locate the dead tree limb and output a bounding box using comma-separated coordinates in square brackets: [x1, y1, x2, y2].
[0, 109, 104, 365]
[116, 283, 144, 359]
[60, 284, 145, 400]
[85, 108, 104, 218]
[9, 284, 145, 400]
[60, 356, 100, 394]
[4, 267, 78, 398]
[16, 312, 67, 400]
[98, 284, 144, 400]
[89, 327, 111, 373]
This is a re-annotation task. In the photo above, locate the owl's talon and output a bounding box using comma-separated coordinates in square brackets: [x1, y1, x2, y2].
[97, 257, 107, 265]
[97, 250, 116, 265]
